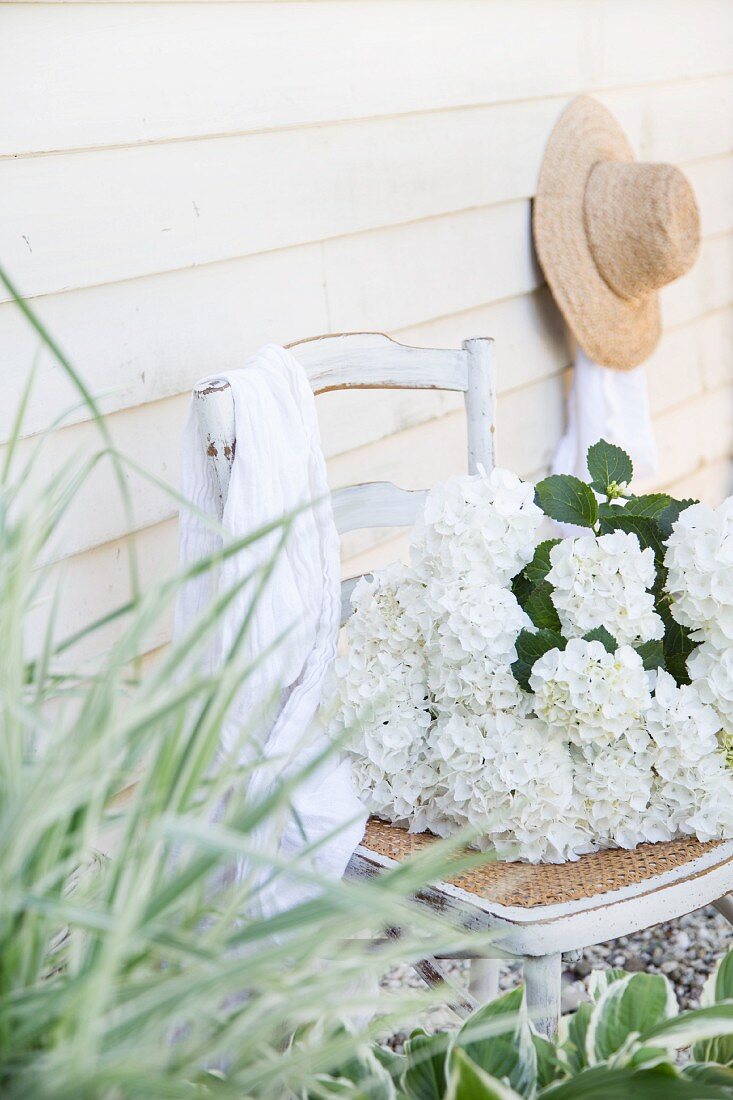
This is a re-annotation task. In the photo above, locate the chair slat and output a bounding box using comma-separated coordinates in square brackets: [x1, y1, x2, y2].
[332, 482, 426, 534]
[290, 332, 469, 394]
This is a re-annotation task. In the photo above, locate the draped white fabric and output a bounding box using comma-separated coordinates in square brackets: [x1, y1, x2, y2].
[175, 344, 366, 915]
[553, 348, 658, 482]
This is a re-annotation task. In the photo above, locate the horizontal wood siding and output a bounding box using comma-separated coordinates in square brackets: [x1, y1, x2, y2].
[3, 0, 732, 657]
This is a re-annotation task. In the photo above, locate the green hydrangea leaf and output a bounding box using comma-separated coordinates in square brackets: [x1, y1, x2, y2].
[583, 626, 617, 653]
[534, 476, 598, 529]
[657, 497, 698, 541]
[512, 628, 565, 691]
[597, 512, 666, 566]
[587, 439, 634, 495]
[636, 639, 665, 671]
[622, 493, 673, 519]
[525, 582, 562, 632]
[524, 539, 562, 586]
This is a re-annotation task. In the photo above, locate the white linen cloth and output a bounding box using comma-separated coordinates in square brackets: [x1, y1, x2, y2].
[175, 344, 366, 916]
[552, 348, 657, 481]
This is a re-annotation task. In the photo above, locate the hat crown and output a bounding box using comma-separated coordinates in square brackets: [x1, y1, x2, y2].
[584, 161, 700, 301]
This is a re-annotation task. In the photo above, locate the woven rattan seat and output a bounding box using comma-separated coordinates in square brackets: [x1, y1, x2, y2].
[361, 816, 723, 910]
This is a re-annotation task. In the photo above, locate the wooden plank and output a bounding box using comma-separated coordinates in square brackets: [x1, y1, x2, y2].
[0, 102, 556, 302]
[686, 155, 733, 238]
[323, 201, 540, 335]
[7, 290, 727, 563]
[1, 278, 562, 444]
[662, 232, 733, 326]
[3, 75, 731, 303]
[599, 75, 733, 165]
[0, 242, 330, 442]
[27, 518, 178, 663]
[5, 1, 731, 156]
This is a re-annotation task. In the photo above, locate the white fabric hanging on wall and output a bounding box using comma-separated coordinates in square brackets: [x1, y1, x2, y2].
[175, 344, 366, 917]
[552, 348, 657, 481]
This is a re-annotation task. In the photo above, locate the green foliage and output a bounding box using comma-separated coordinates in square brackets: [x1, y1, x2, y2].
[0, 286, 492, 1099]
[534, 476, 599, 529]
[583, 626, 617, 653]
[586, 439, 633, 496]
[524, 582, 562, 633]
[453, 987, 536, 1096]
[321, 949, 733, 1099]
[527, 440, 703, 687]
[512, 628, 566, 691]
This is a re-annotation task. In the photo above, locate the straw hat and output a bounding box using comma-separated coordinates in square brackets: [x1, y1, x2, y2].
[533, 95, 701, 370]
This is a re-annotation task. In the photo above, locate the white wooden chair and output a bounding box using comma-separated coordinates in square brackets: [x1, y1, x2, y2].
[195, 331, 733, 1038]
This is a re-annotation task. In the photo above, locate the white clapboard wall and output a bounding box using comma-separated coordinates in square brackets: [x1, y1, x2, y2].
[2, 0, 732, 662]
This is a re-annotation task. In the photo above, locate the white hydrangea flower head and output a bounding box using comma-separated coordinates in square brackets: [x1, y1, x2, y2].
[687, 642, 733, 730]
[547, 530, 663, 646]
[645, 670, 733, 842]
[572, 737, 655, 850]
[427, 710, 585, 862]
[530, 639, 652, 746]
[664, 498, 733, 647]
[422, 577, 529, 659]
[410, 467, 543, 587]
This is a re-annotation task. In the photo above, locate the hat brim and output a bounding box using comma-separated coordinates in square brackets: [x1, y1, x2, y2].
[533, 96, 660, 370]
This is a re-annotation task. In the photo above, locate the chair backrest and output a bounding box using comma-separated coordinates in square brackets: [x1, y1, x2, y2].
[193, 332, 495, 622]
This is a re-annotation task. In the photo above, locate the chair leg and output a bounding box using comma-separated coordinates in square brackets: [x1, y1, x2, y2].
[468, 958, 500, 1003]
[714, 894, 733, 926]
[523, 953, 561, 1039]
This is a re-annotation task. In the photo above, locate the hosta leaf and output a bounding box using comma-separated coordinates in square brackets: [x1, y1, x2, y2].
[586, 439, 633, 495]
[588, 973, 677, 1064]
[512, 628, 565, 692]
[402, 1029, 449, 1100]
[583, 626, 617, 653]
[541, 1062, 733, 1098]
[525, 582, 562, 632]
[532, 1031, 565, 1089]
[640, 1003, 733, 1050]
[692, 958, 733, 1064]
[683, 1062, 733, 1087]
[588, 968, 628, 1002]
[452, 986, 537, 1098]
[335, 1046, 399, 1100]
[524, 540, 562, 586]
[714, 951, 733, 1002]
[636, 639, 665, 672]
[563, 1001, 592, 1073]
[445, 1049, 522, 1100]
[534, 475, 599, 529]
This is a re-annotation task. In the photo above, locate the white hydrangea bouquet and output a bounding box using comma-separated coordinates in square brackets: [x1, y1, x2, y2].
[326, 440, 733, 863]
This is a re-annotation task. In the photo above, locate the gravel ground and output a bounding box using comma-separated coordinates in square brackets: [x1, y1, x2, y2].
[380, 904, 733, 1048]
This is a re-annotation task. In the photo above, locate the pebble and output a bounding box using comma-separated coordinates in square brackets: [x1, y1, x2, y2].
[381, 904, 732, 1049]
